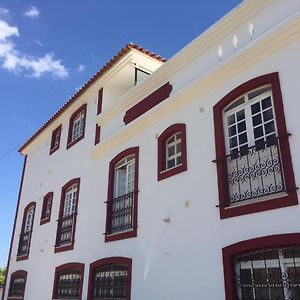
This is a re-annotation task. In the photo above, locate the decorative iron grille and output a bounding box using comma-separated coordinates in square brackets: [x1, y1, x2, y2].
[234, 246, 300, 300]
[17, 231, 31, 256]
[8, 276, 26, 297]
[226, 137, 285, 205]
[56, 270, 81, 298]
[108, 192, 134, 234]
[92, 264, 128, 300]
[56, 214, 75, 247]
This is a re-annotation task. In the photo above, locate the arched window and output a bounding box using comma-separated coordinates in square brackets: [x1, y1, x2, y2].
[105, 147, 139, 242]
[87, 257, 132, 300]
[8, 270, 27, 299]
[17, 202, 36, 260]
[157, 123, 187, 181]
[40, 192, 53, 225]
[55, 178, 80, 253]
[213, 73, 297, 219]
[223, 234, 300, 300]
[52, 263, 84, 300]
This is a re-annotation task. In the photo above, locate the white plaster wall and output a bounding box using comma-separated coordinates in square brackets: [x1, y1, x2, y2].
[5, 2, 300, 300]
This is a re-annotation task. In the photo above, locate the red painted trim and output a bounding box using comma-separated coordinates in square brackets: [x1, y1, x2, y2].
[2, 156, 27, 300]
[66, 104, 87, 150]
[87, 257, 132, 300]
[52, 262, 84, 300]
[94, 124, 101, 145]
[16, 201, 36, 261]
[7, 270, 27, 300]
[54, 178, 80, 253]
[157, 123, 187, 181]
[123, 82, 172, 124]
[105, 147, 139, 242]
[213, 72, 298, 219]
[49, 124, 62, 155]
[97, 88, 103, 115]
[40, 192, 53, 225]
[222, 233, 300, 300]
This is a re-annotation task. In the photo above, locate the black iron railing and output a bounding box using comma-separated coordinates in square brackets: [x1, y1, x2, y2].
[8, 277, 26, 297]
[108, 192, 134, 234]
[226, 137, 286, 205]
[17, 231, 31, 256]
[234, 246, 300, 300]
[57, 271, 81, 298]
[56, 214, 75, 247]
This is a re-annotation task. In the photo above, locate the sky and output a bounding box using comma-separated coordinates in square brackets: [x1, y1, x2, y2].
[0, 0, 242, 267]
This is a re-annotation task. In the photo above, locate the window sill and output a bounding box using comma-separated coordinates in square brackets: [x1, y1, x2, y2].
[66, 134, 85, 150]
[54, 243, 74, 253]
[49, 145, 59, 155]
[158, 163, 187, 181]
[40, 217, 51, 225]
[16, 254, 28, 262]
[105, 228, 137, 243]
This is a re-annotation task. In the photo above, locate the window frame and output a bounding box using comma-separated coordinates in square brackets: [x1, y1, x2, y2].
[49, 124, 62, 155]
[52, 262, 84, 300]
[40, 192, 53, 225]
[55, 178, 80, 253]
[17, 202, 36, 261]
[222, 233, 300, 300]
[157, 123, 187, 181]
[105, 147, 139, 243]
[213, 72, 298, 219]
[87, 257, 132, 300]
[8, 270, 27, 300]
[67, 104, 87, 149]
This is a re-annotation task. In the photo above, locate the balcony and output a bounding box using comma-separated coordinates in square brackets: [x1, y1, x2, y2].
[17, 231, 31, 257]
[55, 214, 75, 247]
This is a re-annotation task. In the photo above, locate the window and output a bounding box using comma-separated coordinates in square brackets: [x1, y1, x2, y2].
[87, 257, 132, 300]
[105, 147, 139, 242]
[67, 104, 87, 149]
[50, 125, 62, 155]
[52, 263, 84, 300]
[40, 192, 53, 225]
[213, 73, 297, 219]
[157, 123, 187, 181]
[134, 67, 149, 85]
[17, 202, 36, 260]
[223, 233, 300, 300]
[55, 178, 80, 253]
[8, 270, 27, 299]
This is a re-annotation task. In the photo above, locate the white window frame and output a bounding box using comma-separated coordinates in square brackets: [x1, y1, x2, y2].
[71, 110, 85, 142]
[63, 184, 78, 217]
[166, 132, 182, 170]
[24, 207, 34, 232]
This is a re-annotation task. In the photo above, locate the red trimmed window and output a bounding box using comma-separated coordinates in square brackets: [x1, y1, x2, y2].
[213, 73, 297, 219]
[8, 270, 27, 300]
[87, 257, 132, 300]
[105, 147, 139, 242]
[55, 178, 80, 253]
[52, 263, 84, 300]
[50, 124, 62, 155]
[157, 123, 187, 181]
[40, 192, 53, 225]
[17, 202, 36, 260]
[67, 104, 87, 149]
[223, 233, 300, 300]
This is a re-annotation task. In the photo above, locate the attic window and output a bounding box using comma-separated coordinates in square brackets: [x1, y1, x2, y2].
[134, 68, 150, 85]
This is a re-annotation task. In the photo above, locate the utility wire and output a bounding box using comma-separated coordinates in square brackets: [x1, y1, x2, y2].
[0, 143, 22, 160]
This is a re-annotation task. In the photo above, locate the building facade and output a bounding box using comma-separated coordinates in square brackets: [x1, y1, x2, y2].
[3, 1, 300, 299]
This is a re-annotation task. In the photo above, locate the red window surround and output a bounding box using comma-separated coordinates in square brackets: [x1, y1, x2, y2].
[222, 233, 300, 300]
[105, 147, 139, 242]
[157, 123, 187, 181]
[67, 104, 87, 149]
[213, 72, 298, 219]
[17, 201, 36, 261]
[49, 124, 62, 155]
[52, 262, 84, 300]
[40, 192, 53, 225]
[54, 178, 80, 253]
[97, 88, 103, 115]
[94, 124, 101, 145]
[87, 257, 132, 300]
[8, 270, 27, 300]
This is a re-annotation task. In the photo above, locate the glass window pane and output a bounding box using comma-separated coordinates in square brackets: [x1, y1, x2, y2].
[263, 108, 273, 122]
[238, 133, 248, 145]
[262, 96, 272, 109]
[264, 121, 275, 134]
[237, 110, 245, 121]
[237, 121, 246, 133]
[227, 114, 236, 126]
[252, 114, 262, 127]
[230, 137, 238, 148]
[167, 159, 175, 169]
[228, 125, 237, 137]
[251, 102, 261, 115]
[254, 126, 264, 139]
[168, 145, 175, 157]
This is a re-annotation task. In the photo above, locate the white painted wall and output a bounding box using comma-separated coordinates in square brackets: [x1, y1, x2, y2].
[4, 1, 300, 299]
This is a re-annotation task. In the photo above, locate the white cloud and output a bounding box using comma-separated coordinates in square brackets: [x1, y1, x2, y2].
[34, 39, 43, 47]
[0, 8, 10, 17]
[24, 6, 40, 19]
[0, 19, 68, 78]
[77, 64, 85, 72]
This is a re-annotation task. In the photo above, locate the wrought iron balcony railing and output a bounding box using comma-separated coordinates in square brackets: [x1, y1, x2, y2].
[17, 231, 31, 257]
[107, 191, 134, 234]
[56, 213, 75, 247]
[226, 137, 286, 205]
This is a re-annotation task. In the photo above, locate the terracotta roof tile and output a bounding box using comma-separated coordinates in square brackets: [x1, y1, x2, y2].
[19, 43, 166, 153]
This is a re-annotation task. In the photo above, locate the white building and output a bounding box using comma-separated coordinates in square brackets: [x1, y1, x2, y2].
[3, 1, 300, 299]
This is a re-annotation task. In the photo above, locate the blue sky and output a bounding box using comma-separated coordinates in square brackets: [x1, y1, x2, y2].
[0, 0, 241, 267]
